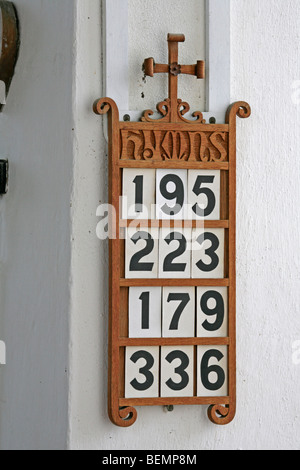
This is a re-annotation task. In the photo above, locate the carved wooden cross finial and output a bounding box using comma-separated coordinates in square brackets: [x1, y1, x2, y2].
[143, 34, 205, 122]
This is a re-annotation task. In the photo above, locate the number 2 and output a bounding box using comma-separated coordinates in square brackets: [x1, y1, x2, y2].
[129, 231, 154, 272]
[163, 232, 187, 273]
[159, 228, 191, 279]
[126, 228, 159, 279]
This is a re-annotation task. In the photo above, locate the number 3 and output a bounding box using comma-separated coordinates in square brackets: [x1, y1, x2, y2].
[192, 229, 224, 279]
[161, 346, 194, 397]
[125, 347, 159, 398]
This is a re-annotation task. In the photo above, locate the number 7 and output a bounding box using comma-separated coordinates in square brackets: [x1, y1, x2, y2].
[167, 293, 190, 330]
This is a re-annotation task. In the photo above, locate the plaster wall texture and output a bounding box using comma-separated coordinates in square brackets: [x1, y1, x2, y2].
[70, 0, 300, 450]
[0, 0, 299, 451]
[128, 0, 206, 112]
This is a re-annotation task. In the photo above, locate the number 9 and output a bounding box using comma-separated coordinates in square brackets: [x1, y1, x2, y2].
[201, 290, 225, 332]
[160, 175, 184, 216]
[157, 170, 187, 219]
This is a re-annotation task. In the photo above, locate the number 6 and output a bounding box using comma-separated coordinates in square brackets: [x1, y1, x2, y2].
[197, 346, 228, 397]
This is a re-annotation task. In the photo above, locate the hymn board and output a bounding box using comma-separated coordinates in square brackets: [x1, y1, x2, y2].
[94, 34, 251, 427]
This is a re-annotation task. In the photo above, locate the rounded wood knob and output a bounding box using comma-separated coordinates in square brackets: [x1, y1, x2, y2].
[143, 57, 155, 77]
[168, 34, 185, 43]
[196, 60, 205, 79]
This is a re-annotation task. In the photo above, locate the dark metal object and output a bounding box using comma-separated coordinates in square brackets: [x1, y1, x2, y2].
[165, 405, 174, 412]
[0, 1, 20, 111]
[0, 160, 8, 194]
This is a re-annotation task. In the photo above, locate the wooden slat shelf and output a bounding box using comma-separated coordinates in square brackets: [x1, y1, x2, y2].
[119, 337, 230, 347]
[119, 219, 229, 229]
[119, 122, 229, 133]
[120, 278, 230, 287]
[119, 160, 229, 170]
[119, 396, 230, 407]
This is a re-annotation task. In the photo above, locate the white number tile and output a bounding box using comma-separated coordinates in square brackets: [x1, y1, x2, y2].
[188, 170, 220, 221]
[197, 346, 228, 397]
[125, 346, 160, 399]
[191, 228, 225, 279]
[158, 228, 192, 279]
[196, 287, 228, 338]
[122, 169, 156, 220]
[156, 169, 188, 220]
[129, 287, 162, 338]
[162, 287, 195, 338]
[160, 346, 194, 398]
[125, 227, 159, 279]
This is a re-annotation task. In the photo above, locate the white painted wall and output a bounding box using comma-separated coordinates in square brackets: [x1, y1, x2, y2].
[231, 0, 300, 449]
[0, 0, 300, 451]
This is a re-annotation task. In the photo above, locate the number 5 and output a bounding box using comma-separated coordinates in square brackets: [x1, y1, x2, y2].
[188, 170, 220, 220]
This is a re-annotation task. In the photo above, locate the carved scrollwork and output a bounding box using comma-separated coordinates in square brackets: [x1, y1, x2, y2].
[93, 97, 120, 146]
[141, 98, 205, 124]
[236, 104, 251, 120]
[177, 99, 206, 124]
[93, 97, 119, 120]
[141, 98, 171, 123]
[108, 406, 138, 428]
[119, 406, 138, 425]
[208, 404, 235, 426]
[226, 101, 251, 126]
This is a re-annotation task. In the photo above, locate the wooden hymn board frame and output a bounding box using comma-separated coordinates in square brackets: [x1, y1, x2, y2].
[94, 34, 250, 427]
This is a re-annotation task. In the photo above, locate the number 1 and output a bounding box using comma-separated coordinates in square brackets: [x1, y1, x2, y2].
[133, 175, 143, 213]
[139, 291, 150, 330]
